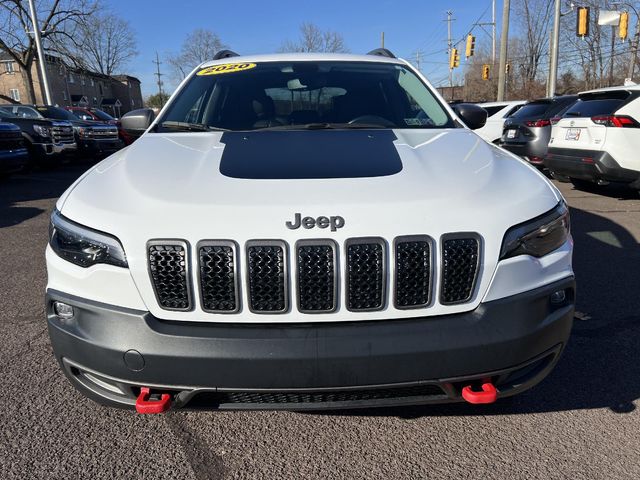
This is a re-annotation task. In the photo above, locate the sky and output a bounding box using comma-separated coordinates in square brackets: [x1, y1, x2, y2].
[108, 0, 503, 97]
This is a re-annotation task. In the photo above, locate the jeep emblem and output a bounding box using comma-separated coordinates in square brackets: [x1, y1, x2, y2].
[286, 213, 345, 232]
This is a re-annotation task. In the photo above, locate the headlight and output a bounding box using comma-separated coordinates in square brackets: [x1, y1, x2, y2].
[500, 202, 570, 260]
[49, 209, 128, 268]
[33, 124, 51, 137]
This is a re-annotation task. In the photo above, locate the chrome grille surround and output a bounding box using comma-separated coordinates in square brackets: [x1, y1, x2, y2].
[147, 240, 192, 311]
[394, 235, 434, 309]
[197, 240, 240, 314]
[345, 237, 387, 312]
[246, 240, 289, 314]
[439, 234, 481, 305]
[295, 239, 338, 314]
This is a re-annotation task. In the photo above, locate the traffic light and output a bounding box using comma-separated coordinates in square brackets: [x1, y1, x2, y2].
[505, 63, 511, 75]
[465, 34, 475, 58]
[619, 12, 629, 41]
[449, 48, 460, 68]
[482, 64, 490, 81]
[577, 7, 590, 37]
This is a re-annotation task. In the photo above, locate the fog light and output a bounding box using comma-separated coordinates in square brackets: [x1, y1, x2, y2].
[550, 290, 566, 305]
[53, 301, 74, 320]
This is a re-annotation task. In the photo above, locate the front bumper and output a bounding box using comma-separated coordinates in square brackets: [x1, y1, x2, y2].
[0, 148, 29, 173]
[545, 148, 640, 187]
[78, 138, 125, 156]
[33, 141, 77, 157]
[47, 277, 575, 410]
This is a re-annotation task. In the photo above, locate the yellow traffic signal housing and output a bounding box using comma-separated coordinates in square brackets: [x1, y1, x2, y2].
[577, 7, 590, 37]
[449, 48, 460, 68]
[465, 34, 475, 58]
[482, 64, 490, 81]
[505, 63, 511, 75]
[619, 12, 629, 41]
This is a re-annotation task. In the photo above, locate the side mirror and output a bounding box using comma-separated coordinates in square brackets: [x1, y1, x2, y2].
[121, 108, 156, 138]
[452, 103, 488, 130]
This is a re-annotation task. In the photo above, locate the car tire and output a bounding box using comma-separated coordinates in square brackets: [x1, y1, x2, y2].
[549, 171, 570, 183]
[569, 178, 598, 192]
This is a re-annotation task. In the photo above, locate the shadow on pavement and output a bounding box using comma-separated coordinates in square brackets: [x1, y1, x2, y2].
[0, 165, 90, 229]
[335, 206, 640, 418]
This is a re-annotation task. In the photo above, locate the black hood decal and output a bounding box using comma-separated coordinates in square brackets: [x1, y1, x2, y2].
[219, 130, 402, 179]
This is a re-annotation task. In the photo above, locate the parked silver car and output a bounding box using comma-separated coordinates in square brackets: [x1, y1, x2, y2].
[500, 96, 577, 168]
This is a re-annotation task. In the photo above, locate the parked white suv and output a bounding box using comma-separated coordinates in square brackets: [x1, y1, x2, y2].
[546, 85, 640, 192]
[475, 100, 526, 144]
[46, 50, 575, 413]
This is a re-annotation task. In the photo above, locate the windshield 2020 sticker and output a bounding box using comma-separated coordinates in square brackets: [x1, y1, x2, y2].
[197, 63, 257, 76]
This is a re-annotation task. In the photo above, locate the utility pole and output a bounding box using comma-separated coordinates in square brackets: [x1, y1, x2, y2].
[446, 10, 455, 98]
[153, 51, 165, 108]
[547, 0, 561, 97]
[381, 31, 385, 48]
[628, 16, 640, 80]
[497, 0, 511, 101]
[27, 0, 52, 105]
[492, 0, 497, 64]
[415, 50, 422, 71]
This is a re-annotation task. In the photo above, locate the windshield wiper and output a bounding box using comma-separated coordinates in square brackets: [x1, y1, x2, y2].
[256, 122, 387, 131]
[159, 121, 228, 132]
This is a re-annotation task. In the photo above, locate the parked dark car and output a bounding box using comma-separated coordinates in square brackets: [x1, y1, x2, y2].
[500, 95, 578, 167]
[0, 106, 76, 167]
[0, 122, 29, 176]
[65, 106, 134, 145]
[35, 105, 124, 159]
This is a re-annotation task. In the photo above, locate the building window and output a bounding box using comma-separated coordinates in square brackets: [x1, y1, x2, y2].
[81, 76, 85, 86]
[99, 82, 103, 95]
[9, 89, 20, 101]
[68, 73, 75, 84]
[58, 64, 64, 76]
[63, 91, 68, 101]
[93, 97, 97, 105]
[128, 82, 131, 90]
[5, 61, 15, 74]
[90, 78, 94, 87]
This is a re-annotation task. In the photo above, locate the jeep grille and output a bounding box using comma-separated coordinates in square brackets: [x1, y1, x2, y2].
[147, 235, 481, 316]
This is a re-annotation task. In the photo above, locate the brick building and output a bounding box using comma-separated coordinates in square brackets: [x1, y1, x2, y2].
[0, 53, 143, 117]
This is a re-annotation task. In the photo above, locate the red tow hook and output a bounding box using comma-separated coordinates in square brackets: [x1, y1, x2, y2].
[461, 379, 498, 404]
[135, 387, 172, 414]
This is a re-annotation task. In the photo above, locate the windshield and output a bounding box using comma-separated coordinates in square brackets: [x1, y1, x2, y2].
[0, 105, 43, 119]
[91, 109, 115, 121]
[157, 61, 454, 131]
[37, 106, 77, 121]
[509, 102, 552, 120]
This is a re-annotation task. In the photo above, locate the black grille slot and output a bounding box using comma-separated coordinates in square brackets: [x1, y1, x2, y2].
[199, 243, 238, 313]
[395, 238, 431, 308]
[247, 242, 287, 313]
[441, 237, 480, 304]
[297, 242, 336, 313]
[148, 243, 191, 311]
[346, 239, 385, 311]
[188, 384, 445, 407]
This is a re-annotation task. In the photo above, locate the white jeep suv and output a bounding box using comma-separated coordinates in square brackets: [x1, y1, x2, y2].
[46, 50, 575, 412]
[546, 85, 640, 192]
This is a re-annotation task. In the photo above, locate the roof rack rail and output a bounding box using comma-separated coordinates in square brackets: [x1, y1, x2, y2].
[212, 50, 240, 60]
[367, 48, 396, 59]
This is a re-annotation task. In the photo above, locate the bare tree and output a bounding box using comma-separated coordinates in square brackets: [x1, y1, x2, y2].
[167, 28, 226, 81]
[512, 0, 554, 91]
[62, 11, 138, 75]
[0, 0, 97, 103]
[279, 22, 349, 53]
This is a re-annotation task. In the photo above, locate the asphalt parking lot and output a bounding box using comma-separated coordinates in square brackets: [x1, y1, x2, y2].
[1, 165, 639, 479]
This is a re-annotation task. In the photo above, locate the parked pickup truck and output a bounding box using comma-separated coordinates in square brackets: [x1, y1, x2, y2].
[35, 106, 124, 159]
[0, 122, 29, 176]
[0, 106, 76, 167]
